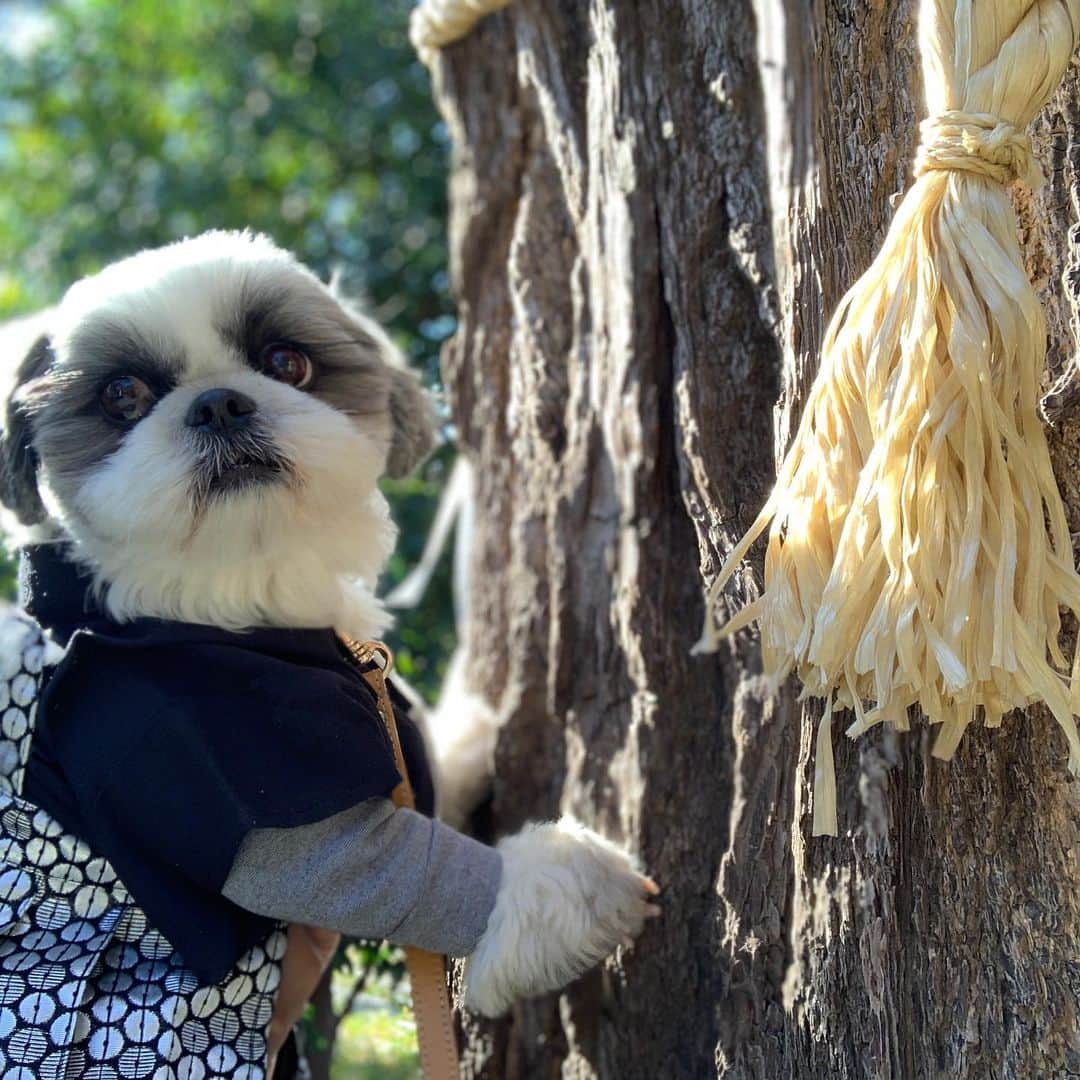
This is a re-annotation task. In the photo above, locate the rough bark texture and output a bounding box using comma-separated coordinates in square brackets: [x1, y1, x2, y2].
[428, 2, 1080, 1077]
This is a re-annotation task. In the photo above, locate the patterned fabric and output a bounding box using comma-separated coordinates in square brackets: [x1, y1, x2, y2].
[0, 612, 286, 1079]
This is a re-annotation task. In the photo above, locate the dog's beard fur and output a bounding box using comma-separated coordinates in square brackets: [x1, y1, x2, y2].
[4, 231, 434, 638]
[187, 423, 293, 514]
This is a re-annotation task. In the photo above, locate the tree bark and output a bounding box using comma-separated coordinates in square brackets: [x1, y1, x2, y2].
[428, 2, 1080, 1077]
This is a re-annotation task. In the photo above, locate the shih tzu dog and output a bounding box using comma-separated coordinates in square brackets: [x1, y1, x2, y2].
[0, 230, 656, 1076]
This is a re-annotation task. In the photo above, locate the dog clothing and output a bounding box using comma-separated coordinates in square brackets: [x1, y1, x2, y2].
[0, 544, 500, 1079]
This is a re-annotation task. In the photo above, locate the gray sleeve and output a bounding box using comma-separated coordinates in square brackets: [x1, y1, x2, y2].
[221, 800, 502, 957]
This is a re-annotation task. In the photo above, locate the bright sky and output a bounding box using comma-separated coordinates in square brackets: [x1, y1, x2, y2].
[0, 4, 53, 60]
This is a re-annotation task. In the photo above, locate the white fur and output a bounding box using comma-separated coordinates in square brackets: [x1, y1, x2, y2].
[463, 817, 651, 1016]
[428, 649, 499, 828]
[50, 231, 304, 383]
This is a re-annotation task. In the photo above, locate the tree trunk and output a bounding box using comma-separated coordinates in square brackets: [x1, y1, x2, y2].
[428, 2, 1080, 1077]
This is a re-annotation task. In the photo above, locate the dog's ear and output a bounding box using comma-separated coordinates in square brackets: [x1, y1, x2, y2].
[0, 320, 52, 525]
[324, 283, 437, 476]
[385, 361, 437, 478]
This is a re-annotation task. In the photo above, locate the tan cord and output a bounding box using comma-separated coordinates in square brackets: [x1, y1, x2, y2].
[410, 0, 514, 64]
[697, 0, 1080, 835]
[345, 640, 460, 1078]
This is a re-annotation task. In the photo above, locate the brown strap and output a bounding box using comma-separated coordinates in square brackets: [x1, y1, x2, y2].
[346, 639, 460, 1080]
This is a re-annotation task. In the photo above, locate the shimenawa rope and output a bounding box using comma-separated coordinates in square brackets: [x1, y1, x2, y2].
[697, 1, 1080, 835]
[410, 0, 513, 63]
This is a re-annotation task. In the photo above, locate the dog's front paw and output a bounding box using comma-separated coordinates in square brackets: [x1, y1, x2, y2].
[463, 817, 659, 1016]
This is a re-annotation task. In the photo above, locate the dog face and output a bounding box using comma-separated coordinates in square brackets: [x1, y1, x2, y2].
[0, 231, 435, 633]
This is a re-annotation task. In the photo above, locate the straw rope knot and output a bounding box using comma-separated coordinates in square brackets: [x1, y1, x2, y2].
[410, 0, 513, 62]
[914, 110, 1044, 189]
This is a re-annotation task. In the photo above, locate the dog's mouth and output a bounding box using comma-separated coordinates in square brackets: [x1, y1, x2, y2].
[190, 437, 294, 508]
[206, 457, 287, 495]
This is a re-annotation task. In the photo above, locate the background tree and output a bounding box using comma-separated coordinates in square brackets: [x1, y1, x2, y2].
[428, 3, 1080, 1077]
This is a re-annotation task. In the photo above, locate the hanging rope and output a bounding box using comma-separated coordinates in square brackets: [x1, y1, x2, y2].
[410, 0, 514, 63]
[697, 0, 1080, 835]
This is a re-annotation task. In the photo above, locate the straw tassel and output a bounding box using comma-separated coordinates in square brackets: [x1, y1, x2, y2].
[813, 699, 838, 838]
[698, 1, 1080, 833]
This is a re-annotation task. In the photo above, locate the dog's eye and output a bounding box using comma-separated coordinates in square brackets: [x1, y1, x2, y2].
[258, 345, 314, 389]
[100, 375, 157, 424]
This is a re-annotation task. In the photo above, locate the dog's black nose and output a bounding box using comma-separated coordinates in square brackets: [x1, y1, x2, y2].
[185, 388, 257, 433]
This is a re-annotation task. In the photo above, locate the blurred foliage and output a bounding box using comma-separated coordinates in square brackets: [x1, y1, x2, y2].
[332, 1008, 418, 1079]
[305, 940, 417, 1079]
[1, 0, 458, 1070]
[0, 0, 455, 377]
[0, 0, 457, 699]
[0, 558, 16, 603]
[330, 967, 418, 1079]
[382, 443, 457, 695]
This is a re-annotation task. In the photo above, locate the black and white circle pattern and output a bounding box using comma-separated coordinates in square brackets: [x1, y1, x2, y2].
[0, 613, 56, 801]
[0, 614, 287, 1078]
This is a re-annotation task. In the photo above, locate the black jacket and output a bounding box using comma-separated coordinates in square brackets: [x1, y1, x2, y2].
[18, 543, 434, 982]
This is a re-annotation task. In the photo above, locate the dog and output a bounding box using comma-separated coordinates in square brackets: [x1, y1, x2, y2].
[0, 230, 657, 1076]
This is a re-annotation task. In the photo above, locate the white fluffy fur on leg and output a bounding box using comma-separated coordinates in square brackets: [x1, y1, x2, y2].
[428, 650, 499, 829]
[463, 817, 655, 1016]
